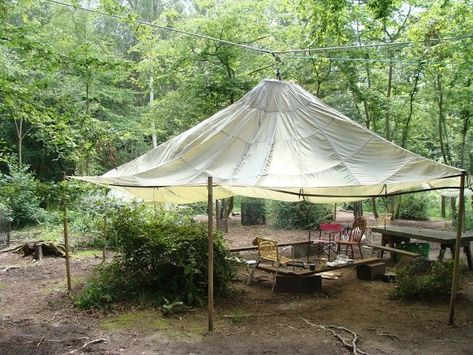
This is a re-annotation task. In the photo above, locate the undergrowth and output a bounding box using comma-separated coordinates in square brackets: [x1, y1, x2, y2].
[75, 205, 236, 310]
[391, 259, 464, 301]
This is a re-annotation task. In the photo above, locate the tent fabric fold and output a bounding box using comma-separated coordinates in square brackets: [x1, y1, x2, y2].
[74, 79, 467, 203]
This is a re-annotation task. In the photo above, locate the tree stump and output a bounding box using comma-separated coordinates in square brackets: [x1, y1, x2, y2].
[33, 244, 43, 260]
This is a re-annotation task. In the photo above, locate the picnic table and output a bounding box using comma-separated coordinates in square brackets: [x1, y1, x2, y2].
[371, 226, 473, 270]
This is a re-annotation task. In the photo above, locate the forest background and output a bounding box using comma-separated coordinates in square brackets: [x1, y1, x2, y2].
[0, 0, 472, 228]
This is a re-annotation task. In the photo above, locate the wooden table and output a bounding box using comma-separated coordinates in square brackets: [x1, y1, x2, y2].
[371, 226, 473, 270]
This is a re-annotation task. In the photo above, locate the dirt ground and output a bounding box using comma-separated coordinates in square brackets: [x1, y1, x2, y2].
[1, 211, 473, 354]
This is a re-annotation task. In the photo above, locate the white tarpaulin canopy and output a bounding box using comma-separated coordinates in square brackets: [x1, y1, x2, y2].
[75, 79, 466, 203]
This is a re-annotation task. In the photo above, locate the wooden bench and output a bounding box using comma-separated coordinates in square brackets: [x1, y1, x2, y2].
[366, 244, 421, 258]
[366, 244, 421, 267]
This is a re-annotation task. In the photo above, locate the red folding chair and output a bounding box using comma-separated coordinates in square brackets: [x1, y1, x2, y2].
[309, 223, 342, 261]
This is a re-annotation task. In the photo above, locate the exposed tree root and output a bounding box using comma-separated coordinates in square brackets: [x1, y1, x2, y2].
[66, 338, 108, 354]
[303, 318, 370, 355]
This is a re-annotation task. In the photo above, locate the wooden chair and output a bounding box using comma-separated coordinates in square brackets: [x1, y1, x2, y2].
[377, 213, 392, 227]
[309, 223, 342, 260]
[249, 237, 295, 292]
[336, 217, 367, 259]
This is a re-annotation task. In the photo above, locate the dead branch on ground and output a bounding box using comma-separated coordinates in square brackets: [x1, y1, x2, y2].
[0, 245, 22, 254]
[303, 318, 369, 355]
[36, 337, 45, 349]
[275, 323, 296, 330]
[66, 338, 108, 354]
[222, 312, 283, 318]
[376, 331, 400, 342]
[0, 266, 19, 273]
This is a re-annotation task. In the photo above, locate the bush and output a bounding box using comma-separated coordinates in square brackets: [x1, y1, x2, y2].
[0, 202, 13, 221]
[240, 197, 266, 225]
[391, 260, 463, 301]
[397, 193, 431, 220]
[0, 165, 46, 226]
[266, 200, 331, 230]
[75, 205, 235, 309]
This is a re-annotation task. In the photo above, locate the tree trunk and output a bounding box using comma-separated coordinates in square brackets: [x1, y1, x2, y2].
[450, 197, 457, 219]
[401, 64, 422, 148]
[150, 75, 157, 149]
[391, 196, 401, 220]
[436, 72, 451, 165]
[371, 197, 378, 219]
[441, 196, 446, 218]
[14, 117, 24, 168]
[353, 201, 363, 219]
[385, 62, 393, 140]
[459, 112, 470, 167]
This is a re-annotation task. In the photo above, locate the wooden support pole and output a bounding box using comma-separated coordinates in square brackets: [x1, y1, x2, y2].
[62, 174, 72, 292]
[333, 203, 337, 222]
[102, 188, 108, 263]
[207, 177, 214, 332]
[448, 172, 465, 325]
[215, 200, 220, 231]
[102, 215, 107, 263]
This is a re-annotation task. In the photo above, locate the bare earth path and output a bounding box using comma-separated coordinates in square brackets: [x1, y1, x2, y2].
[1, 212, 472, 354]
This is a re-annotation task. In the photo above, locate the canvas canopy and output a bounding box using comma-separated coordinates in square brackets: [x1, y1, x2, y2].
[76, 79, 467, 203]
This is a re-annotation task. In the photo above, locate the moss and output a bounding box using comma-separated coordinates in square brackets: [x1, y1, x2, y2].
[100, 310, 202, 338]
[72, 249, 102, 258]
[226, 309, 249, 325]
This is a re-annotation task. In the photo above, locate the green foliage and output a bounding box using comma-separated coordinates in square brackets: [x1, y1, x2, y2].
[397, 193, 432, 220]
[266, 201, 331, 230]
[391, 260, 463, 302]
[1, 0, 473, 234]
[160, 298, 187, 317]
[75, 261, 127, 309]
[67, 188, 123, 248]
[0, 202, 13, 222]
[240, 197, 266, 226]
[0, 165, 45, 226]
[75, 204, 235, 309]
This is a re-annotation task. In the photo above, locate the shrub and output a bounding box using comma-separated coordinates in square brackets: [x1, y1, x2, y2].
[0, 165, 45, 226]
[391, 259, 463, 301]
[0, 202, 13, 222]
[240, 197, 266, 225]
[266, 200, 331, 230]
[75, 205, 235, 309]
[397, 193, 431, 220]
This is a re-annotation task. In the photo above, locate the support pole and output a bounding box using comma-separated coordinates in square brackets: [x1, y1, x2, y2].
[215, 200, 220, 231]
[62, 174, 72, 292]
[102, 215, 107, 263]
[448, 172, 466, 325]
[333, 203, 337, 222]
[207, 177, 214, 332]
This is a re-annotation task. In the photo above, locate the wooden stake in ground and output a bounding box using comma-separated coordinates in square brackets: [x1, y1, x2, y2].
[62, 173, 72, 292]
[215, 199, 220, 231]
[448, 171, 466, 325]
[207, 176, 214, 332]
